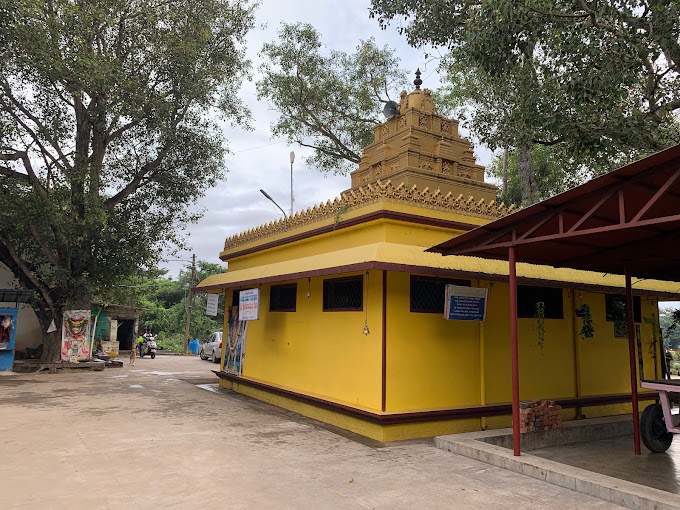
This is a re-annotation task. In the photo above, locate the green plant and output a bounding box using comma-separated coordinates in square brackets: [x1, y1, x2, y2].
[579, 304, 594, 339]
[644, 315, 658, 363]
[534, 301, 546, 354]
[155, 334, 185, 352]
[610, 300, 628, 338]
[334, 204, 350, 229]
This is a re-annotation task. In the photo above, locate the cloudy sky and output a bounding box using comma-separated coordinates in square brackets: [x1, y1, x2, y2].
[164, 0, 496, 277]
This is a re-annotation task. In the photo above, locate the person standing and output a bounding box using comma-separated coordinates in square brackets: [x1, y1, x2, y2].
[137, 333, 144, 355]
[665, 349, 674, 379]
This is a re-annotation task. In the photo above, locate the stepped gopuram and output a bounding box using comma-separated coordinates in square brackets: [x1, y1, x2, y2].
[222, 72, 511, 256]
[350, 76, 497, 204]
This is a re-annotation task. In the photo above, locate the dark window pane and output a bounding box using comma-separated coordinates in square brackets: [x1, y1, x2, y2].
[605, 294, 641, 339]
[270, 284, 297, 312]
[323, 276, 363, 311]
[410, 275, 471, 313]
[517, 286, 563, 319]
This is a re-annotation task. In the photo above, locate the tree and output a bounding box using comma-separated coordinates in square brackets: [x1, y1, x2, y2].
[0, 0, 256, 360]
[138, 261, 227, 349]
[371, 0, 680, 203]
[485, 145, 592, 207]
[660, 308, 680, 350]
[257, 23, 409, 174]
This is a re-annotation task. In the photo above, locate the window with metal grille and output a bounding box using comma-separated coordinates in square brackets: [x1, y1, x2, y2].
[605, 294, 641, 337]
[410, 275, 471, 314]
[517, 286, 564, 319]
[270, 284, 297, 312]
[323, 276, 363, 311]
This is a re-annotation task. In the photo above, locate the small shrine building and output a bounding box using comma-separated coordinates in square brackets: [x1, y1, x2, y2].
[196, 80, 675, 442]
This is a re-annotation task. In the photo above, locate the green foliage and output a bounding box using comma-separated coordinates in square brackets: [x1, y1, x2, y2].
[608, 299, 628, 338]
[660, 309, 680, 350]
[0, 0, 256, 359]
[257, 23, 409, 174]
[371, 0, 680, 202]
[579, 304, 594, 340]
[138, 261, 227, 351]
[487, 145, 594, 208]
[334, 204, 350, 228]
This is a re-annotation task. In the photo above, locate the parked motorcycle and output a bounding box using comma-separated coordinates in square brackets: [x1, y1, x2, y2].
[139, 335, 157, 359]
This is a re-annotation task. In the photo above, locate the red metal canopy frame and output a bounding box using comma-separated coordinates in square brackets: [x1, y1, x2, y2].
[429, 144, 680, 456]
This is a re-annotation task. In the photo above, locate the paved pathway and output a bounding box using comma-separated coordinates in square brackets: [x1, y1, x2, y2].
[0, 356, 622, 509]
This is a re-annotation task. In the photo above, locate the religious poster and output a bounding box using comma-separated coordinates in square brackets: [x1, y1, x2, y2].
[238, 288, 260, 321]
[225, 306, 247, 376]
[445, 285, 488, 321]
[0, 314, 14, 349]
[61, 310, 91, 361]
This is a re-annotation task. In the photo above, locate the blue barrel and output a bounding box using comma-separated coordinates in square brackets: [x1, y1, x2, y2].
[188, 339, 199, 355]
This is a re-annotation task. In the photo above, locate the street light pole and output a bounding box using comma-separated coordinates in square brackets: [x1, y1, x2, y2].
[260, 189, 288, 231]
[290, 151, 295, 216]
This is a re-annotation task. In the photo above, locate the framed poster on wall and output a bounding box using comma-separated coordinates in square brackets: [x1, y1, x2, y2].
[225, 306, 247, 376]
[61, 310, 91, 361]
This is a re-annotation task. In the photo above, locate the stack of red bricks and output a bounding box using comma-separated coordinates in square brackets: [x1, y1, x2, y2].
[519, 400, 563, 433]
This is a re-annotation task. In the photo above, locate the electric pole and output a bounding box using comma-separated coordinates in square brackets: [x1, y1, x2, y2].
[183, 254, 196, 354]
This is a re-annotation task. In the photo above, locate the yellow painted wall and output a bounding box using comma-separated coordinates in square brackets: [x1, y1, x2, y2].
[384, 277, 658, 414]
[482, 283, 577, 404]
[227, 221, 467, 272]
[573, 292, 659, 398]
[235, 270, 384, 411]
[220, 268, 661, 438]
[225, 202, 481, 271]
[385, 271, 481, 411]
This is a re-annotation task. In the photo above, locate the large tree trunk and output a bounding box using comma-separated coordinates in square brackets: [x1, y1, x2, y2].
[36, 307, 62, 363]
[517, 145, 538, 204]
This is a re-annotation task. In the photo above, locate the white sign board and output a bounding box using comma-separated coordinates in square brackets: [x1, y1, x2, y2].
[238, 289, 260, 321]
[206, 293, 219, 316]
[110, 319, 118, 341]
[445, 285, 488, 321]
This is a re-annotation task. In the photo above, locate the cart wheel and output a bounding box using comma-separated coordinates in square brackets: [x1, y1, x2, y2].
[640, 403, 673, 453]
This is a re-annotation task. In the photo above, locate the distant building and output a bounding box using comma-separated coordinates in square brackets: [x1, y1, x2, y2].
[1, 263, 140, 358]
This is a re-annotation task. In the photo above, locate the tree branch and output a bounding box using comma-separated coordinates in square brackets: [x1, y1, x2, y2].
[0, 156, 31, 184]
[0, 78, 72, 168]
[0, 234, 57, 316]
[296, 140, 359, 162]
[29, 223, 60, 267]
[102, 145, 170, 210]
[0, 151, 48, 198]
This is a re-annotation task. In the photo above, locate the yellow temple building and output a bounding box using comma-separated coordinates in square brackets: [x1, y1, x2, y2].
[196, 81, 675, 442]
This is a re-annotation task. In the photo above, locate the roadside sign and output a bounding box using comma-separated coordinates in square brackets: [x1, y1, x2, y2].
[206, 293, 219, 316]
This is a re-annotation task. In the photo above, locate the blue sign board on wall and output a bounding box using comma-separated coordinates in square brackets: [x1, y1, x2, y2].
[445, 285, 488, 321]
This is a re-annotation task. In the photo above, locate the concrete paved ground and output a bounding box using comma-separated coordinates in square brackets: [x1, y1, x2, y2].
[0, 356, 623, 509]
[532, 434, 680, 494]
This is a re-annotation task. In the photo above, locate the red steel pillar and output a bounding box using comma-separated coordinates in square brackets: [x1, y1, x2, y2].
[625, 267, 641, 455]
[509, 246, 520, 456]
